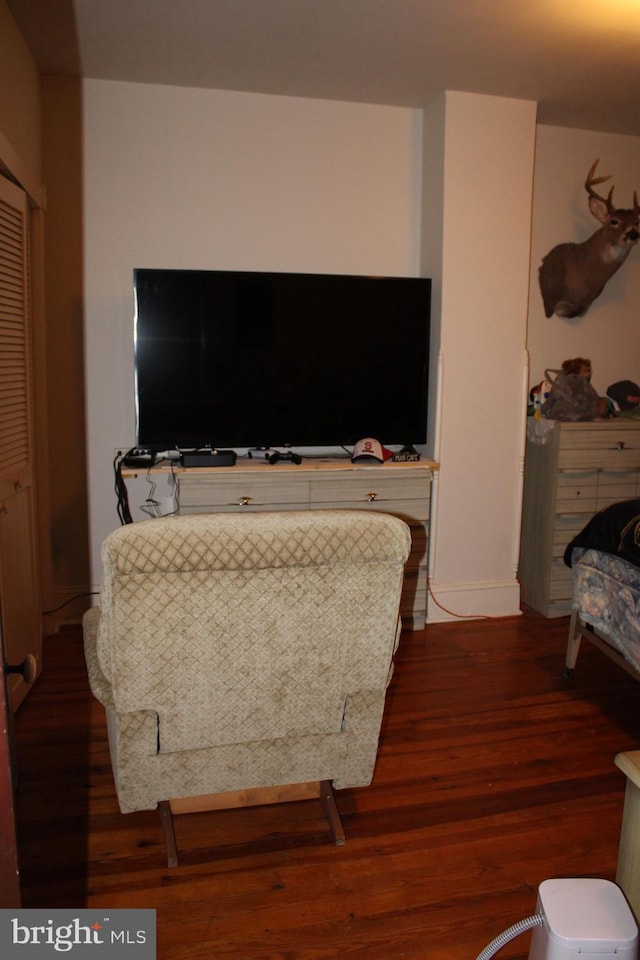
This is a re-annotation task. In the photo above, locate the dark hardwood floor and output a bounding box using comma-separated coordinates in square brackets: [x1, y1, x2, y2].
[13, 609, 640, 959]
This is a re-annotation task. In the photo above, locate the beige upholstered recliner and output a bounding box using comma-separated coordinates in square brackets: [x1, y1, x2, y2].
[83, 509, 411, 865]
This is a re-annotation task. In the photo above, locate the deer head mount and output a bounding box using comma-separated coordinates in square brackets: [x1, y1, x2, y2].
[539, 160, 639, 318]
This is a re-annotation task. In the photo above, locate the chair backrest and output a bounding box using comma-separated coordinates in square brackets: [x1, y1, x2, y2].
[95, 510, 411, 754]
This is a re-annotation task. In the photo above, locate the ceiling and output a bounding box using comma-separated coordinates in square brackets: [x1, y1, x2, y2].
[8, 0, 640, 136]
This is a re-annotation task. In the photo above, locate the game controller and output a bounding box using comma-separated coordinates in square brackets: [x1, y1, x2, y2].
[268, 451, 302, 465]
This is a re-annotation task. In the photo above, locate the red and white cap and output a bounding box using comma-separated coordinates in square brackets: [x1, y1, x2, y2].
[351, 438, 393, 463]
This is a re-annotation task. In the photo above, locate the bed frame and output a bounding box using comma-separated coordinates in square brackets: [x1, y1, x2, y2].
[565, 608, 640, 683]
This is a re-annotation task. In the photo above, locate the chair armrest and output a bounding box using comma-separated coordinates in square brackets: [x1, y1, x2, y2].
[82, 606, 114, 709]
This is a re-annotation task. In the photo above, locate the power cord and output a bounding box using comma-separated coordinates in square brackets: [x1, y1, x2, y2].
[116, 450, 180, 521]
[426, 575, 498, 621]
[114, 449, 134, 524]
[139, 466, 162, 518]
[43, 591, 99, 615]
[139, 459, 179, 518]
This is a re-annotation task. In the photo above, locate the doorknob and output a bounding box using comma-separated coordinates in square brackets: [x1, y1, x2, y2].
[4, 653, 37, 684]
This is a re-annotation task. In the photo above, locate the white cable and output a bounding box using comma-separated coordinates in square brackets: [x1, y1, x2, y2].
[475, 913, 544, 960]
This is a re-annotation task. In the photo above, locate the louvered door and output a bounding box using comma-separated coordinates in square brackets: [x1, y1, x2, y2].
[0, 174, 41, 711]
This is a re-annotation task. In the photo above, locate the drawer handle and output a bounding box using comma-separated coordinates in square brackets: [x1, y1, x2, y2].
[616, 441, 626, 451]
[366, 492, 378, 502]
[235, 496, 253, 507]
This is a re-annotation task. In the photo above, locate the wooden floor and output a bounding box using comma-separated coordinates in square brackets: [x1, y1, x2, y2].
[13, 610, 640, 960]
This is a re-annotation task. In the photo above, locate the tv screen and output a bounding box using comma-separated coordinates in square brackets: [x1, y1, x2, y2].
[134, 268, 431, 451]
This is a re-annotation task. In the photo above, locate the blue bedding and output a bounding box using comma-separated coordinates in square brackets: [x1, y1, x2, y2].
[571, 547, 640, 673]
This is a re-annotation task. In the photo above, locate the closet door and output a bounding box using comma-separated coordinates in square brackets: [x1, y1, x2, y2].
[0, 174, 41, 711]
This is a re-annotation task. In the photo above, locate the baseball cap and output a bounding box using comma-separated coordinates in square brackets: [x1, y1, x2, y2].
[351, 438, 393, 463]
[607, 380, 640, 411]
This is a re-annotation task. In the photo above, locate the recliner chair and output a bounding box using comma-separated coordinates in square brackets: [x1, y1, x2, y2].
[83, 509, 411, 866]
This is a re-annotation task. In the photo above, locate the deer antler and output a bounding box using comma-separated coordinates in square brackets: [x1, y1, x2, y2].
[585, 158, 614, 212]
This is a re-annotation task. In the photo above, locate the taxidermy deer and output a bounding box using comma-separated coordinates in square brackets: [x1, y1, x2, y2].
[539, 160, 639, 318]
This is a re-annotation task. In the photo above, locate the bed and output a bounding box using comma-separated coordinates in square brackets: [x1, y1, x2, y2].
[564, 498, 640, 679]
[564, 500, 640, 924]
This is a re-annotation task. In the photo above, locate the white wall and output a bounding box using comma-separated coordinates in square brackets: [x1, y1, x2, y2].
[83, 78, 640, 619]
[420, 95, 445, 458]
[422, 92, 537, 620]
[528, 126, 640, 397]
[83, 80, 423, 583]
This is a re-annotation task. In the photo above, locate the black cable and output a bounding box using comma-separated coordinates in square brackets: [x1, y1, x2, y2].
[114, 449, 134, 524]
[43, 591, 99, 615]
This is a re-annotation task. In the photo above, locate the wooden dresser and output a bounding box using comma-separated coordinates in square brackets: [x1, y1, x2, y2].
[175, 457, 436, 630]
[519, 419, 640, 617]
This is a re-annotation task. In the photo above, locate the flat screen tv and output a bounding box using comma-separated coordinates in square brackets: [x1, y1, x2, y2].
[134, 268, 431, 452]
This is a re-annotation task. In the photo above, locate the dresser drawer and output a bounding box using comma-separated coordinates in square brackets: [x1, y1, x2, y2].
[555, 470, 598, 512]
[405, 522, 428, 567]
[310, 473, 430, 522]
[547, 597, 572, 617]
[179, 477, 309, 510]
[558, 425, 640, 470]
[552, 511, 597, 555]
[596, 470, 640, 506]
[400, 568, 427, 625]
[549, 560, 572, 600]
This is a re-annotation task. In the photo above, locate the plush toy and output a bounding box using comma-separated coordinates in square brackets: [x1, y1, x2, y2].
[561, 357, 592, 379]
[529, 378, 553, 418]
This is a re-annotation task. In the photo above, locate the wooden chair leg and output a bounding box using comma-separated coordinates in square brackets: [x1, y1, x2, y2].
[161, 782, 344, 863]
[320, 780, 345, 846]
[564, 609, 583, 677]
[158, 800, 179, 868]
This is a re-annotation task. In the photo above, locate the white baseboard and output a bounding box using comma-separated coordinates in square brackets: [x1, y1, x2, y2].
[425, 578, 522, 624]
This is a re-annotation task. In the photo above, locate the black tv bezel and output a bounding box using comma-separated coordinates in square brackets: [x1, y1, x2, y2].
[133, 267, 431, 452]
